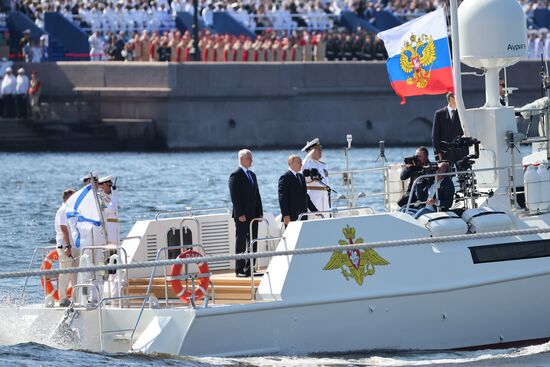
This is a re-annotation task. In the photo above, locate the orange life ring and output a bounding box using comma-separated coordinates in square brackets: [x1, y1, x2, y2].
[170, 250, 210, 303]
[40, 249, 72, 302]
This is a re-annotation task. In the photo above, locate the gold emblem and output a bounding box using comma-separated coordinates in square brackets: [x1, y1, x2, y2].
[399, 33, 436, 89]
[323, 225, 389, 285]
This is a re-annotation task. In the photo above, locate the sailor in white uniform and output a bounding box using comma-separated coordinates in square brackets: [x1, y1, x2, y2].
[98, 175, 123, 297]
[98, 175, 119, 246]
[55, 188, 76, 307]
[301, 138, 330, 211]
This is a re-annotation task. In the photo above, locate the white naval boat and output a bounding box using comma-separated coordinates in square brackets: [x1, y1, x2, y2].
[10, 0, 550, 357]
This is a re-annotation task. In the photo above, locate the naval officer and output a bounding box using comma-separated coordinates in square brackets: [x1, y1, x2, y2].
[302, 138, 330, 211]
[98, 175, 119, 246]
[55, 188, 76, 307]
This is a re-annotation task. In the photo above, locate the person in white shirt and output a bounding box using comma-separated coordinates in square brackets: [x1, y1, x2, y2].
[88, 31, 103, 61]
[55, 189, 76, 307]
[1, 68, 16, 118]
[15, 68, 29, 119]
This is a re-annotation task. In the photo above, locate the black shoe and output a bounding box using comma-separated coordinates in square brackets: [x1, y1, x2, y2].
[59, 299, 71, 307]
[236, 272, 251, 277]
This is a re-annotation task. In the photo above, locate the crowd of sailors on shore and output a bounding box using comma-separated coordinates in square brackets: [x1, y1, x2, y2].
[87, 29, 387, 62]
[0, 66, 41, 119]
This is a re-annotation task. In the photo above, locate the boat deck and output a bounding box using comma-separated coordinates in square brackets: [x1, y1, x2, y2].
[127, 270, 262, 306]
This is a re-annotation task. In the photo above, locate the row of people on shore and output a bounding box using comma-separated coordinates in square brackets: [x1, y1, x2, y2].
[90, 29, 386, 62]
[0, 67, 41, 119]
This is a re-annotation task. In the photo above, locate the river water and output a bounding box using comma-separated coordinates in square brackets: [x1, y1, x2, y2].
[1, 148, 549, 366]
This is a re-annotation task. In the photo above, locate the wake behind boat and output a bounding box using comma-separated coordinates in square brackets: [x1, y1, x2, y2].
[7, 0, 550, 358]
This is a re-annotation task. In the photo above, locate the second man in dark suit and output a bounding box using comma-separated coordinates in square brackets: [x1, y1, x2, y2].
[278, 155, 317, 226]
[228, 149, 263, 277]
[432, 92, 467, 164]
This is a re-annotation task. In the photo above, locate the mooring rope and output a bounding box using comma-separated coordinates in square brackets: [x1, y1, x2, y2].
[2, 226, 550, 280]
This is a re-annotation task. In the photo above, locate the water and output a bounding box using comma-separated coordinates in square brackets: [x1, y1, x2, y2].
[0, 148, 549, 366]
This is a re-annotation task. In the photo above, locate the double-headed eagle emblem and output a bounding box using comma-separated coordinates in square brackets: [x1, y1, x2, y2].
[400, 33, 436, 89]
[323, 225, 389, 285]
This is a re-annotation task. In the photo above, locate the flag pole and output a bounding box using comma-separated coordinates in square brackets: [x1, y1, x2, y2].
[449, 0, 469, 135]
[90, 172, 109, 245]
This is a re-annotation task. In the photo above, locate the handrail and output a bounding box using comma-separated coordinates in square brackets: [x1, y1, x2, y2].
[297, 206, 376, 221]
[178, 217, 201, 245]
[249, 217, 279, 272]
[80, 245, 130, 299]
[404, 165, 520, 213]
[19, 246, 56, 305]
[130, 243, 211, 351]
[156, 243, 209, 307]
[98, 294, 150, 352]
[155, 207, 230, 220]
[248, 235, 285, 301]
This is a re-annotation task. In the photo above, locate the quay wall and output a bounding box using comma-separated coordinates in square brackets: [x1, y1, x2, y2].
[20, 61, 544, 150]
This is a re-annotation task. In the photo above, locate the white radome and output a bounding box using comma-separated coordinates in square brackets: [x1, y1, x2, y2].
[458, 0, 527, 69]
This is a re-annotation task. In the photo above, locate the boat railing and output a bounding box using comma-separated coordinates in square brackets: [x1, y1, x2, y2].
[297, 206, 376, 221]
[19, 245, 56, 304]
[155, 244, 215, 308]
[249, 217, 281, 273]
[177, 216, 202, 245]
[99, 294, 154, 352]
[248, 235, 286, 301]
[80, 245, 130, 306]
[331, 166, 391, 209]
[405, 165, 527, 214]
[154, 207, 230, 220]
[128, 243, 213, 351]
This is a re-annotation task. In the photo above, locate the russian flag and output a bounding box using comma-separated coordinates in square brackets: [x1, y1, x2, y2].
[378, 9, 454, 104]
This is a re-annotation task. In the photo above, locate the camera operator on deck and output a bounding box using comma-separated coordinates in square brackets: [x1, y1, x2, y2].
[398, 146, 431, 210]
[413, 162, 455, 219]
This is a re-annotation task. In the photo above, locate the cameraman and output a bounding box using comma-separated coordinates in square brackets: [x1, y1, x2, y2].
[414, 162, 455, 219]
[398, 146, 431, 210]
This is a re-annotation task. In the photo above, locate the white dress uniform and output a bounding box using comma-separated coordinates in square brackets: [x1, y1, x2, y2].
[101, 188, 119, 246]
[55, 202, 76, 303]
[302, 139, 330, 211]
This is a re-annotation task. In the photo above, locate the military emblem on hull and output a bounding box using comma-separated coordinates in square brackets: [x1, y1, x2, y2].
[323, 225, 390, 285]
[400, 33, 436, 89]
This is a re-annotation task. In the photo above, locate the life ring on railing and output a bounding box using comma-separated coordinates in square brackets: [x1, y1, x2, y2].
[170, 250, 210, 303]
[40, 249, 72, 302]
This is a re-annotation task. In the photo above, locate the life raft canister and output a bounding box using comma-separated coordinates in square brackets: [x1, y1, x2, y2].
[170, 250, 210, 303]
[40, 249, 72, 302]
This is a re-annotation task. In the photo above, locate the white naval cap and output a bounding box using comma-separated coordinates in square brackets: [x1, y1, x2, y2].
[301, 138, 321, 152]
[17, 68, 25, 74]
[81, 171, 98, 182]
[98, 175, 113, 184]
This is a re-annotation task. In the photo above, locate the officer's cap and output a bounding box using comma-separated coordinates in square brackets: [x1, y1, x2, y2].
[98, 175, 113, 184]
[17, 68, 25, 74]
[81, 171, 98, 183]
[301, 138, 322, 152]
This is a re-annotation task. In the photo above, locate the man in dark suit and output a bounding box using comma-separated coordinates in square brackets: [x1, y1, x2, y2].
[414, 162, 455, 219]
[228, 149, 263, 277]
[278, 155, 317, 226]
[432, 92, 467, 164]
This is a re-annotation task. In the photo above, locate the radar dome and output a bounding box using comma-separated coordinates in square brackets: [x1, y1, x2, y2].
[458, 0, 527, 69]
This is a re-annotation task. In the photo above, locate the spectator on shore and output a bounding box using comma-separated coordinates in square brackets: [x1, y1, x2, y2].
[28, 71, 41, 119]
[1, 68, 16, 118]
[15, 68, 29, 119]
